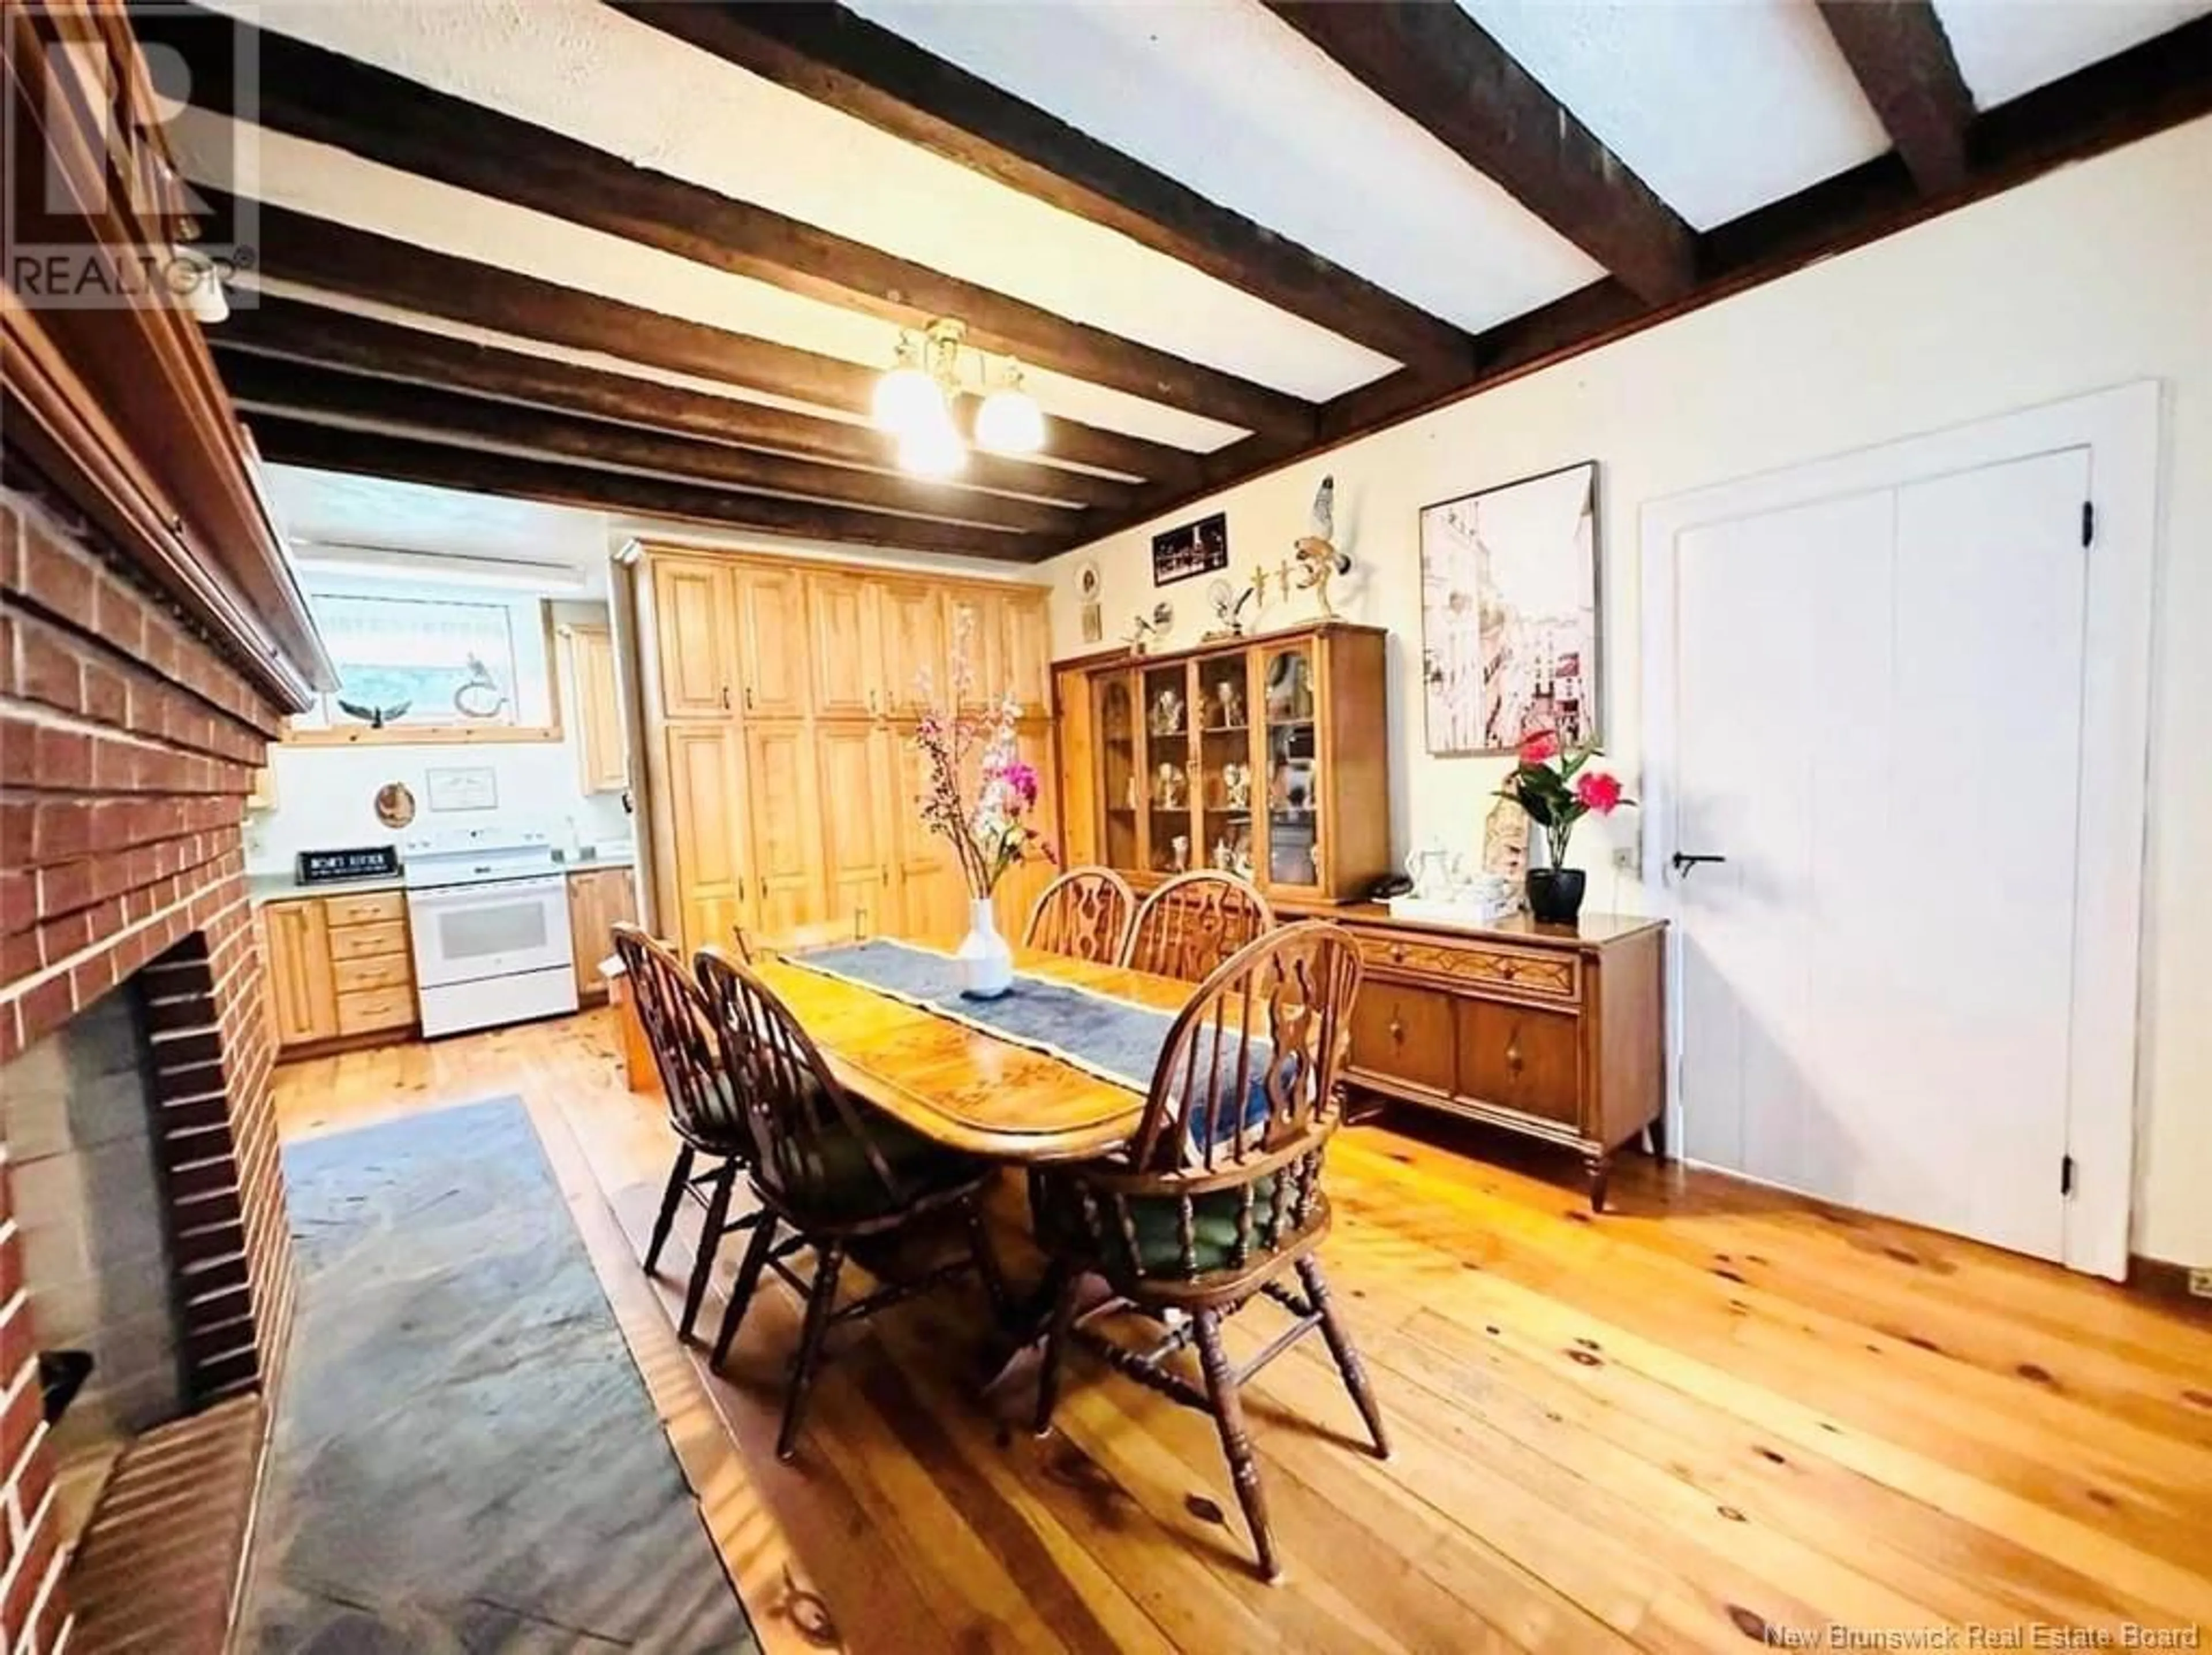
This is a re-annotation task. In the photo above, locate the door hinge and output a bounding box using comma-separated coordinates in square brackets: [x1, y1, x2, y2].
[2080, 501, 2094, 548]
[2060, 1153, 2076, 1196]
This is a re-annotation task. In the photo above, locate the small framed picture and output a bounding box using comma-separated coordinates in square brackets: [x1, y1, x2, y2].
[1152, 512, 1229, 586]
[425, 764, 499, 812]
[1418, 460, 1601, 756]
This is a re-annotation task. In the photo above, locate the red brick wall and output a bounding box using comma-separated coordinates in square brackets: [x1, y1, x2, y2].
[0, 475, 298, 1653]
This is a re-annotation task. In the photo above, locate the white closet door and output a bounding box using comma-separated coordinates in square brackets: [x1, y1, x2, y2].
[1672, 447, 2089, 1260]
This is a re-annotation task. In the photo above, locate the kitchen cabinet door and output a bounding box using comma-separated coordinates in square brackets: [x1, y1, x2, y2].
[263, 898, 339, 1048]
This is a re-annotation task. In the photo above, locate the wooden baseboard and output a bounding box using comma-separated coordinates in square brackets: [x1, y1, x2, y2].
[2127, 1252, 2212, 1319]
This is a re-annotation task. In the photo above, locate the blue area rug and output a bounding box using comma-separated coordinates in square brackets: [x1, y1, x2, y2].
[245, 1099, 759, 1653]
[791, 939, 1179, 1090]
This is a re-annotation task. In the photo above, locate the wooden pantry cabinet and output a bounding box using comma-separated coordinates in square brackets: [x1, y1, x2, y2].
[632, 548, 1056, 961]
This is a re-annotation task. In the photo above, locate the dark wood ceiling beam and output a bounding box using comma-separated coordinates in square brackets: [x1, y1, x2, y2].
[1062, 14, 2212, 552]
[212, 294, 1138, 510]
[217, 354, 1083, 536]
[191, 189, 1206, 492]
[1262, 1, 1697, 305]
[247, 418, 1058, 563]
[612, 1, 1475, 377]
[142, 5, 1316, 445]
[1817, 1, 1975, 194]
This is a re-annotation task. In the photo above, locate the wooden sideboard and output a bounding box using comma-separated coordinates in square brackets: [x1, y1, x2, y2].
[1282, 903, 1666, 1209]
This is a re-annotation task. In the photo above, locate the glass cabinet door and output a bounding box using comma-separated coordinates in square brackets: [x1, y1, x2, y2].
[1190, 650, 1258, 882]
[1138, 660, 1196, 874]
[1094, 673, 1139, 874]
[1259, 643, 1322, 891]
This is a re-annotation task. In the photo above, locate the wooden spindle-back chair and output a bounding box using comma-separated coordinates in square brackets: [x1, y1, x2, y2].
[1030, 921, 1387, 1579]
[1120, 869, 1274, 981]
[611, 924, 763, 1342]
[691, 945, 1006, 1460]
[1021, 867, 1137, 963]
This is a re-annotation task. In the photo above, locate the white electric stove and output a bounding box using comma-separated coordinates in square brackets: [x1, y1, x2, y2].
[402, 827, 579, 1037]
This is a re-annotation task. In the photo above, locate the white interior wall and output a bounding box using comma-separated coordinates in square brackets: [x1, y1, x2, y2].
[1039, 116, 2212, 1269]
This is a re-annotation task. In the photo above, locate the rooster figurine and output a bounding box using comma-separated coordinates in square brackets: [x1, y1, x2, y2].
[1292, 474, 1351, 619]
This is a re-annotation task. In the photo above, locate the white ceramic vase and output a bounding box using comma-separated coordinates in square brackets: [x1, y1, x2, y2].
[956, 897, 1014, 999]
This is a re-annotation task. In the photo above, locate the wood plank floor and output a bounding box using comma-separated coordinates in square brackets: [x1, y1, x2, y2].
[272, 1010, 2212, 1654]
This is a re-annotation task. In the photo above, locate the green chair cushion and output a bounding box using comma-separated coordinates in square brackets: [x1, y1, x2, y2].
[778, 1100, 982, 1222]
[1037, 1176, 1282, 1277]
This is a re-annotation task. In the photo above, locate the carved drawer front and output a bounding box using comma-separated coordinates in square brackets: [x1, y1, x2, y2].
[1455, 999, 1581, 1127]
[323, 890, 406, 928]
[1348, 982, 1456, 1096]
[1355, 928, 1579, 1001]
[332, 953, 411, 995]
[327, 918, 410, 961]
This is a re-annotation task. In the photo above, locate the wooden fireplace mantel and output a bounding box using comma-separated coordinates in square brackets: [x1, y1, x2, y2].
[2, 2, 333, 713]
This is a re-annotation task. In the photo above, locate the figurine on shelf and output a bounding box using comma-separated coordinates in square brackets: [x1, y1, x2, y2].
[1214, 680, 1244, 730]
[1221, 762, 1251, 811]
[1150, 685, 1185, 736]
[1171, 834, 1191, 874]
[1291, 473, 1353, 620]
[1154, 762, 1186, 810]
[1212, 835, 1234, 872]
[1203, 577, 1257, 641]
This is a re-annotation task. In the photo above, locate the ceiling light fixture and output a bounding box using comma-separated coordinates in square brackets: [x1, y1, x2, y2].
[873, 317, 1046, 474]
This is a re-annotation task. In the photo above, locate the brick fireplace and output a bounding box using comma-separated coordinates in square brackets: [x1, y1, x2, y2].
[1, 478, 297, 1652]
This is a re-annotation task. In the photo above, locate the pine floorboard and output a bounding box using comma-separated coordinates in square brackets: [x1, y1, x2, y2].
[271, 1009, 2212, 1653]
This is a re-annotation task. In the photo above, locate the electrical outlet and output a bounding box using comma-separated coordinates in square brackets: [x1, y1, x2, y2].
[2189, 1267, 2212, 1300]
[1612, 846, 1639, 874]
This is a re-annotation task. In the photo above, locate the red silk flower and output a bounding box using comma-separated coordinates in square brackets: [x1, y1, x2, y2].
[1575, 770, 1624, 814]
[1518, 729, 1561, 764]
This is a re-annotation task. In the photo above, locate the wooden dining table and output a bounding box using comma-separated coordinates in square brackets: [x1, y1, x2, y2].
[748, 944, 1191, 1165]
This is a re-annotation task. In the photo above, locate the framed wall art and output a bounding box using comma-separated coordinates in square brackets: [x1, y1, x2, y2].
[1151, 511, 1229, 586]
[425, 764, 499, 812]
[1418, 460, 1601, 755]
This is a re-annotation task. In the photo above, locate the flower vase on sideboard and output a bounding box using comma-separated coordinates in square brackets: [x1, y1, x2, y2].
[1524, 866, 1588, 925]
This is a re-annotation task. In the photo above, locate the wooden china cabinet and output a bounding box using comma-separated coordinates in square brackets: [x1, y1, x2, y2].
[1056, 622, 1389, 904]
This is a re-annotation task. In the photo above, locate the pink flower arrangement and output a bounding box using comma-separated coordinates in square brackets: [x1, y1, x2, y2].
[1498, 729, 1634, 868]
[912, 608, 1056, 899]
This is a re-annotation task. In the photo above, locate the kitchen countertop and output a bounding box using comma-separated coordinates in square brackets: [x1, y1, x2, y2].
[249, 852, 634, 906]
[249, 872, 406, 906]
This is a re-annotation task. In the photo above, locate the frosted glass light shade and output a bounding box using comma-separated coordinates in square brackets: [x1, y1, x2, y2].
[975, 385, 1045, 455]
[873, 365, 943, 435]
[899, 414, 967, 478]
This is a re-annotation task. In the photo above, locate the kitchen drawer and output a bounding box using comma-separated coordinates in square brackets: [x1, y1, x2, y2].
[322, 890, 407, 929]
[335, 984, 415, 1035]
[1455, 998, 1582, 1128]
[327, 919, 409, 961]
[332, 953, 412, 995]
[1348, 982, 1456, 1096]
[1353, 927, 1579, 1002]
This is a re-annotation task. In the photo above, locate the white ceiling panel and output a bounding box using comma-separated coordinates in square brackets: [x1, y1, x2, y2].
[1461, 0, 1891, 230]
[194, 0, 1398, 401]
[847, 0, 1605, 334]
[266, 466, 610, 566]
[1934, 0, 2209, 109]
[176, 111, 1250, 453]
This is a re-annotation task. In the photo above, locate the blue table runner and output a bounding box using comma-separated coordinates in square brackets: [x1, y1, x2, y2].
[783, 939, 1176, 1092]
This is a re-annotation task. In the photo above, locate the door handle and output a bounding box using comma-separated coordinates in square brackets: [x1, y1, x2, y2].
[1671, 853, 1729, 878]
[721, 685, 731, 710]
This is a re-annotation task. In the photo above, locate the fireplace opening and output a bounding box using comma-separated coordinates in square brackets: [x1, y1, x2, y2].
[1, 979, 185, 1545]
